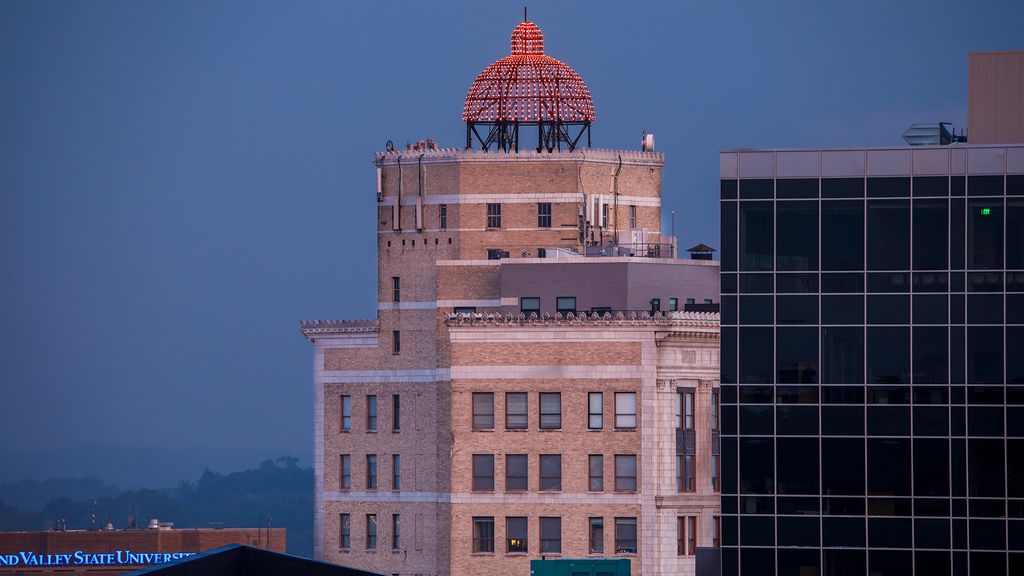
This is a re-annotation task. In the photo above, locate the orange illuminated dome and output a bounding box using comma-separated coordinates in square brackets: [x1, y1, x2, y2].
[464, 21, 594, 152]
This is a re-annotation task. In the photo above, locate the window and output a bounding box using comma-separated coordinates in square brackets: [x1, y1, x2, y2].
[366, 455, 377, 489]
[520, 297, 540, 316]
[453, 306, 476, 314]
[339, 514, 350, 549]
[473, 517, 494, 553]
[540, 454, 562, 491]
[392, 330, 400, 354]
[505, 392, 528, 429]
[711, 452, 720, 492]
[392, 454, 401, 490]
[615, 392, 637, 429]
[540, 393, 561, 429]
[340, 396, 351, 431]
[555, 296, 576, 316]
[588, 392, 603, 429]
[392, 394, 400, 432]
[711, 389, 720, 431]
[340, 455, 351, 489]
[629, 205, 637, 228]
[589, 518, 604, 554]
[669, 297, 678, 311]
[487, 203, 501, 228]
[686, 298, 696, 305]
[677, 454, 695, 492]
[589, 454, 604, 491]
[392, 514, 400, 550]
[538, 202, 552, 227]
[472, 392, 494, 429]
[776, 201, 819, 271]
[366, 514, 377, 549]
[615, 455, 637, 492]
[615, 517, 637, 554]
[679, 390, 694, 430]
[367, 395, 378, 431]
[740, 201, 773, 270]
[651, 298, 661, 313]
[713, 516, 721, 548]
[822, 200, 864, 270]
[439, 204, 447, 229]
[601, 203, 609, 228]
[507, 517, 528, 553]
[704, 298, 713, 304]
[536, 518, 561, 555]
[392, 276, 400, 302]
[678, 516, 696, 556]
[472, 454, 494, 491]
[506, 454, 528, 491]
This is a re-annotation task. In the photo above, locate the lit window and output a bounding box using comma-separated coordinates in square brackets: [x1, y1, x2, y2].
[615, 454, 637, 492]
[589, 454, 603, 492]
[540, 454, 561, 491]
[472, 393, 494, 429]
[505, 392, 528, 429]
[539, 393, 561, 429]
[506, 517, 528, 553]
[472, 454, 494, 491]
[588, 392, 603, 429]
[473, 517, 494, 553]
[589, 517, 604, 554]
[487, 203, 501, 228]
[540, 517, 561, 554]
[615, 392, 637, 429]
[340, 395, 351, 431]
[339, 514, 350, 549]
[615, 517, 637, 554]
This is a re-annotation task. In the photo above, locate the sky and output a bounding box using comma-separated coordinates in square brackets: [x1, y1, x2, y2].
[1, 1, 1022, 470]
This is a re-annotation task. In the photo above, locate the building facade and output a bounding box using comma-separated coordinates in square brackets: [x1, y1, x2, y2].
[302, 19, 722, 576]
[719, 145, 1024, 576]
[968, 51, 1024, 145]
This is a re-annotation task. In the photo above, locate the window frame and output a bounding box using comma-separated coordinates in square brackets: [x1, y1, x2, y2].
[589, 517, 604, 554]
[538, 202, 552, 228]
[392, 330, 400, 355]
[439, 203, 447, 229]
[366, 454, 377, 490]
[340, 454, 351, 490]
[339, 513, 350, 550]
[506, 517, 528, 554]
[505, 454, 528, 492]
[392, 276, 400, 302]
[588, 392, 603, 429]
[614, 454, 638, 493]
[520, 297, 540, 316]
[539, 454, 562, 491]
[505, 392, 528, 430]
[614, 517, 637, 554]
[555, 296, 576, 316]
[629, 205, 637, 228]
[367, 395, 378, 432]
[539, 392, 561, 429]
[615, 392, 637, 429]
[487, 203, 502, 228]
[340, 395, 351, 432]
[589, 454, 604, 492]
[472, 392, 494, 430]
[392, 454, 401, 491]
[366, 514, 377, 550]
[392, 394, 401, 432]
[472, 517, 495, 554]
[392, 514, 400, 550]
[472, 454, 495, 492]
[539, 517, 562, 554]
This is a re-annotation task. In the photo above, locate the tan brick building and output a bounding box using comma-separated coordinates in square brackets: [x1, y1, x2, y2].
[301, 18, 721, 576]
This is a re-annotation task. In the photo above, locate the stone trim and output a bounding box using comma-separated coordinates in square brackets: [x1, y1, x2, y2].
[445, 310, 720, 328]
[375, 147, 664, 167]
[323, 490, 642, 505]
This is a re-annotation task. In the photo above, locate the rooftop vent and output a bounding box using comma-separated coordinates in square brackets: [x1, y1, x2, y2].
[902, 122, 967, 146]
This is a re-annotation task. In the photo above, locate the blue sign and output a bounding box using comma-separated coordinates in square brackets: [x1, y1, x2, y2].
[0, 550, 197, 567]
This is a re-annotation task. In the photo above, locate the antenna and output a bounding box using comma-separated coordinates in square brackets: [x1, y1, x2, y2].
[524, 6, 527, 22]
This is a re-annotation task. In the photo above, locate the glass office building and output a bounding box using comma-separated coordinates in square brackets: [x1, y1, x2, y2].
[719, 146, 1024, 576]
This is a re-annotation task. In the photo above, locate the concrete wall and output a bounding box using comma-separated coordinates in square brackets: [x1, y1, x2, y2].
[969, 51, 1024, 145]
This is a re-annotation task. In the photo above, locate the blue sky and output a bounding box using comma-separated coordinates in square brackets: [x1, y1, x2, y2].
[1, 1, 1021, 462]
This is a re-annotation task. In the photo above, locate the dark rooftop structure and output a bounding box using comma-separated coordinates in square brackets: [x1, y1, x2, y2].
[128, 544, 384, 576]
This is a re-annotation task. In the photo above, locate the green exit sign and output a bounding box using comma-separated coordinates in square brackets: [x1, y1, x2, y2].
[981, 208, 992, 215]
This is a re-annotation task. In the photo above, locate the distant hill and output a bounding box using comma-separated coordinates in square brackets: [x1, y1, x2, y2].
[0, 445, 312, 488]
[0, 458, 313, 558]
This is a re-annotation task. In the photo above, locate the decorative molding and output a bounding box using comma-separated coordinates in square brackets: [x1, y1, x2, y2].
[300, 319, 379, 338]
[375, 146, 664, 167]
[444, 310, 719, 328]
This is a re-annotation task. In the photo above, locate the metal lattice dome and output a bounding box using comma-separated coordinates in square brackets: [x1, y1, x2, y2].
[463, 22, 596, 124]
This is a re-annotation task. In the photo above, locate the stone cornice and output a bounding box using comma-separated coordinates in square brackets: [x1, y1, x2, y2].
[374, 147, 664, 168]
[299, 319, 379, 339]
[444, 310, 719, 328]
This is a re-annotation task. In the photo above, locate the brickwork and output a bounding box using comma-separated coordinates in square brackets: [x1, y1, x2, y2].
[0, 528, 284, 575]
[451, 342, 641, 366]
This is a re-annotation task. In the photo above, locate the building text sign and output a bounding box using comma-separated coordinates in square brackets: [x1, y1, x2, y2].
[0, 550, 197, 567]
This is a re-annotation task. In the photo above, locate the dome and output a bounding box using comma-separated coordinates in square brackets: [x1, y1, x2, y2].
[463, 22, 596, 124]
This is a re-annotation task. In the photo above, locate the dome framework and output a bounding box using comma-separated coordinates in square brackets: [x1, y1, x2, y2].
[464, 21, 594, 153]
